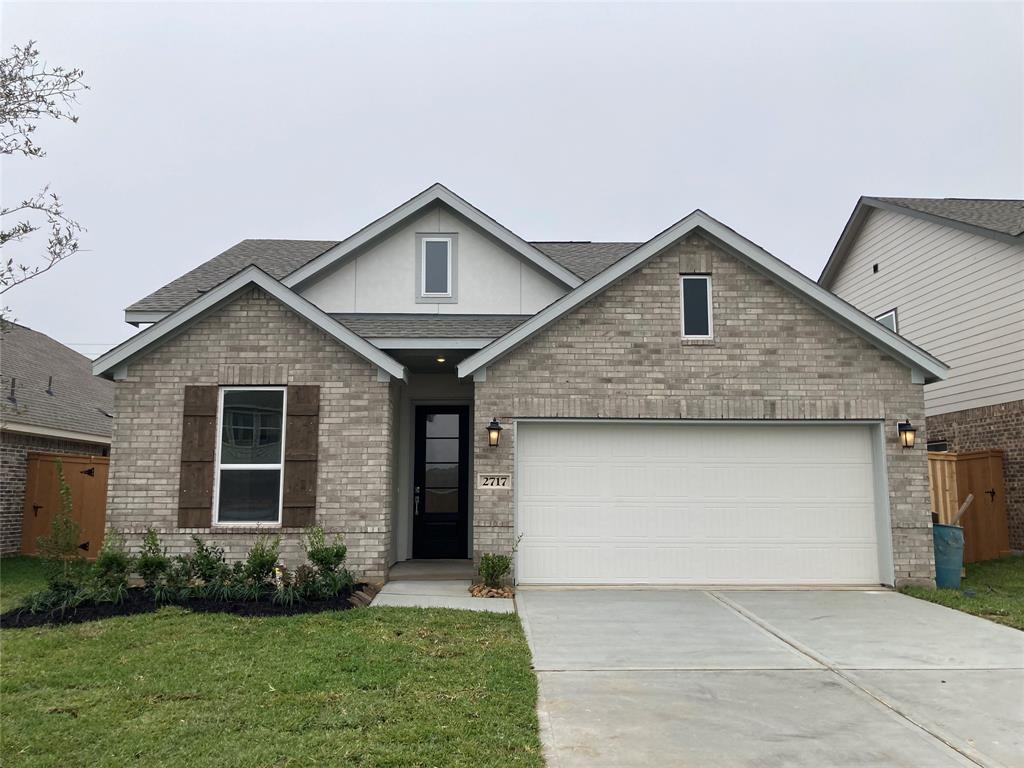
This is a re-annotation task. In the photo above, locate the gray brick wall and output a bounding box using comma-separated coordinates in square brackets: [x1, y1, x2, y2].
[0, 431, 109, 554]
[473, 234, 935, 587]
[106, 287, 394, 581]
[927, 400, 1024, 551]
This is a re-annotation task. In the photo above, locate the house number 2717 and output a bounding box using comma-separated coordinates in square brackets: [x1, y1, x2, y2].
[477, 474, 512, 489]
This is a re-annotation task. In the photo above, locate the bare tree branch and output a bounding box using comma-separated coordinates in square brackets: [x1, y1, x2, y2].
[0, 41, 88, 306]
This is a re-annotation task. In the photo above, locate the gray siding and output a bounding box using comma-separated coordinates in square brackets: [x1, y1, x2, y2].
[829, 209, 1024, 416]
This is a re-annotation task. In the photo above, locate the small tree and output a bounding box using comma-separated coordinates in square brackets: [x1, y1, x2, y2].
[36, 459, 82, 587]
[1, 41, 88, 315]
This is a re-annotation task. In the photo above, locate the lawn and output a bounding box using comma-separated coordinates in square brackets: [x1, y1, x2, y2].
[0, 556, 542, 767]
[902, 555, 1024, 631]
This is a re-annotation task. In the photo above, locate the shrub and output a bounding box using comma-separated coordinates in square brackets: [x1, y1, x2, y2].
[92, 531, 133, 589]
[479, 552, 512, 588]
[136, 528, 170, 589]
[242, 535, 280, 585]
[303, 526, 348, 575]
[188, 536, 229, 584]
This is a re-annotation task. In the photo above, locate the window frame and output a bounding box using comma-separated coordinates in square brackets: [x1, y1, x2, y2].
[875, 308, 898, 334]
[212, 385, 287, 527]
[420, 236, 453, 298]
[679, 274, 713, 340]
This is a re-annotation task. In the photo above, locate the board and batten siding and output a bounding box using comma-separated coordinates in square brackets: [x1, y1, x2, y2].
[828, 208, 1024, 416]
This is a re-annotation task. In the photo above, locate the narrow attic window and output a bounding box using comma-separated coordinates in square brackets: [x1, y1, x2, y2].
[680, 275, 713, 339]
[416, 234, 457, 303]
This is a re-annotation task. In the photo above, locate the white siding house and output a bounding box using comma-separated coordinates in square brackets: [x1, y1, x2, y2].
[825, 207, 1024, 416]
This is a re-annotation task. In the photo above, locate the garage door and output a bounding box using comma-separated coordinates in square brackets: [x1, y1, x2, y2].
[516, 422, 884, 585]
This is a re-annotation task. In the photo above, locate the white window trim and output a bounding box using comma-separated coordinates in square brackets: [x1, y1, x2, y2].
[420, 236, 453, 298]
[212, 386, 287, 527]
[680, 274, 713, 339]
[875, 308, 898, 334]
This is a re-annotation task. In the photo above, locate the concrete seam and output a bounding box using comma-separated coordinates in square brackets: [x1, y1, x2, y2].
[517, 598, 562, 768]
[708, 591, 1001, 768]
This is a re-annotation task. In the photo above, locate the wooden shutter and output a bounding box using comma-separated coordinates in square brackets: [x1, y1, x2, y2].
[283, 384, 319, 527]
[178, 385, 218, 527]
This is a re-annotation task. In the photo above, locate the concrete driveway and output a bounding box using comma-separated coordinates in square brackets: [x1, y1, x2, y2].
[517, 589, 1024, 768]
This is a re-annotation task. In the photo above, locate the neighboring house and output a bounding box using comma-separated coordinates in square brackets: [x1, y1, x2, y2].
[819, 197, 1024, 550]
[1, 323, 115, 553]
[93, 184, 947, 587]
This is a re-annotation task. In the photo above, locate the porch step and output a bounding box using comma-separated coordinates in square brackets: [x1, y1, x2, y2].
[389, 559, 475, 581]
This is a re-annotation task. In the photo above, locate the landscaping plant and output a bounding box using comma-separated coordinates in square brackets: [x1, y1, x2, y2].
[35, 459, 83, 593]
[479, 552, 513, 589]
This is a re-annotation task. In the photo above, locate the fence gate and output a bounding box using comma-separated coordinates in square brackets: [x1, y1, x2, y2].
[928, 449, 1010, 564]
[20, 452, 109, 559]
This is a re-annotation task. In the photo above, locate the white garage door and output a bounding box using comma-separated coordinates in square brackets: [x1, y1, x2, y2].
[516, 422, 884, 585]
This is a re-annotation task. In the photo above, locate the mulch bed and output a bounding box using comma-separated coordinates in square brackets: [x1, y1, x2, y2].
[0, 584, 378, 630]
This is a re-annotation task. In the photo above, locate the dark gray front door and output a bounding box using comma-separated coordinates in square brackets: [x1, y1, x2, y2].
[413, 406, 469, 558]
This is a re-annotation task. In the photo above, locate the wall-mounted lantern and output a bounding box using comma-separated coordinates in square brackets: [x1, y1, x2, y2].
[486, 418, 503, 447]
[897, 420, 917, 449]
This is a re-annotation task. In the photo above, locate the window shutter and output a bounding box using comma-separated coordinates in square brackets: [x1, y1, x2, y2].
[178, 385, 218, 528]
[283, 384, 319, 527]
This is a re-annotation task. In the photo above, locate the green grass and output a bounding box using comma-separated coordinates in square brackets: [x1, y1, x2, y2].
[902, 555, 1024, 631]
[0, 557, 541, 767]
[0, 556, 53, 613]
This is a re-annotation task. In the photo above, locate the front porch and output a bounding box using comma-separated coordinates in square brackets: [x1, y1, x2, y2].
[388, 559, 475, 581]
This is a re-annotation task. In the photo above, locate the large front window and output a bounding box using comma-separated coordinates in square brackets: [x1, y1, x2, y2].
[214, 387, 285, 525]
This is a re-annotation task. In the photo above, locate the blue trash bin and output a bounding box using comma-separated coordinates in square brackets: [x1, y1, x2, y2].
[933, 524, 965, 589]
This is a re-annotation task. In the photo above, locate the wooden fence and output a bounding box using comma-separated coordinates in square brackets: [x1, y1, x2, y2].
[20, 452, 109, 559]
[928, 450, 1010, 564]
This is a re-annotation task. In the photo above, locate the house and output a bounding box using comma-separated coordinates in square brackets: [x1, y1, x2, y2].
[1, 322, 115, 554]
[93, 184, 948, 587]
[819, 197, 1023, 551]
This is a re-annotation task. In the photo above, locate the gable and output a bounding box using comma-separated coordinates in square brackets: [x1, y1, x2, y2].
[298, 204, 567, 315]
[459, 211, 948, 383]
[94, 267, 407, 381]
[479, 233, 927, 399]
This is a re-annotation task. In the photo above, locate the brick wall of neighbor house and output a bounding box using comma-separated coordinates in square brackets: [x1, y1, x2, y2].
[0, 431, 109, 554]
[927, 400, 1024, 551]
[474, 233, 935, 587]
[106, 287, 395, 581]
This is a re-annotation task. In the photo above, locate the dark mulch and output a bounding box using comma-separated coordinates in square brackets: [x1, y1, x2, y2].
[0, 584, 374, 629]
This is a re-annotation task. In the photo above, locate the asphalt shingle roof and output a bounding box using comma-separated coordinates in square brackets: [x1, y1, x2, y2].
[1, 323, 115, 439]
[874, 198, 1024, 238]
[126, 240, 642, 314]
[331, 314, 532, 338]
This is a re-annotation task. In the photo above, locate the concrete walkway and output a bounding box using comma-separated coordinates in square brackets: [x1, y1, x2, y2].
[518, 589, 1024, 768]
[370, 579, 515, 613]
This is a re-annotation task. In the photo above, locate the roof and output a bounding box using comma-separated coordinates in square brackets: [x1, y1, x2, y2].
[127, 239, 338, 314]
[819, 196, 1024, 288]
[332, 313, 531, 339]
[459, 210, 950, 384]
[95, 267, 407, 381]
[1, 322, 115, 440]
[873, 197, 1024, 238]
[532, 242, 641, 280]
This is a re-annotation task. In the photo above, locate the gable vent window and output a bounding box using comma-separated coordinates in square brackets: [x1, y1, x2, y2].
[214, 387, 286, 525]
[422, 237, 452, 297]
[680, 275, 713, 339]
[875, 308, 898, 333]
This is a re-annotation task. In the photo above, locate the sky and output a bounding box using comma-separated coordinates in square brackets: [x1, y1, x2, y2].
[2, 1, 1022, 358]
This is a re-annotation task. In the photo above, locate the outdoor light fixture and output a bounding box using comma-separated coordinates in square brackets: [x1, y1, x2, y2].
[486, 418, 503, 447]
[897, 420, 917, 449]
[436, 357, 446, 363]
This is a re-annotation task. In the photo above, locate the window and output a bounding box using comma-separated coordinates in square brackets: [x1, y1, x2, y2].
[421, 237, 452, 297]
[875, 308, 898, 333]
[214, 387, 286, 525]
[680, 275, 712, 339]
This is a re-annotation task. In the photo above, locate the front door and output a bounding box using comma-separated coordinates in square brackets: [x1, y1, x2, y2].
[413, 405, 469, 558]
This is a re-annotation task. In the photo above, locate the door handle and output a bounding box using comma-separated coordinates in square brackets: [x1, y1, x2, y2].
[414, 486, 421, 516]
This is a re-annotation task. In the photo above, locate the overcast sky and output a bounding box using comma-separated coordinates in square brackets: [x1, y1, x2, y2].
[2, 1, 1021, 357]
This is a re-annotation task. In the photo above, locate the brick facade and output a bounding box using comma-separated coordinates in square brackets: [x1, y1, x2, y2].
[927, 400, 1024, 551]
[0, 431, 109, 554]
[106, 287, 395, 581]
[473, 234, 935, 587]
